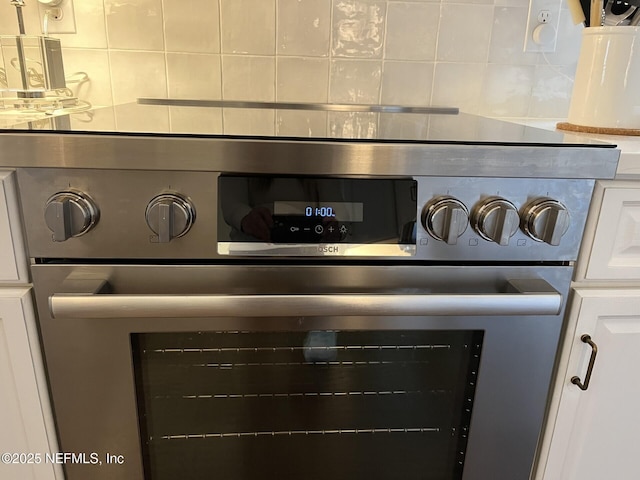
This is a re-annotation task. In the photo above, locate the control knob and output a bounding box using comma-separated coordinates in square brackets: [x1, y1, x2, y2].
[471, 196, 519, 246]
[145, 193, 195, 243]
[421, 196, 469, 245]
[44, 191, 99, 242]
[521, 198, 570, 246]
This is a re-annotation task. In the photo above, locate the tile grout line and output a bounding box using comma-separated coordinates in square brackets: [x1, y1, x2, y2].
[159, 0, 171, 131]
[102, 0, 118, 126]
[218, 0, 225, 130]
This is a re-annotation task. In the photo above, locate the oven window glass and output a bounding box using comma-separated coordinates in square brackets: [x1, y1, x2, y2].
[132, 330, 483, 480]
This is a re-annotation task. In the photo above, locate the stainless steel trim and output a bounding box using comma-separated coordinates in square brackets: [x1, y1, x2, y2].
[0, 134, 619, 179]
[137, 98, 460, 114]
[49, 279, 562, 319]
[217, 242, 416, 256]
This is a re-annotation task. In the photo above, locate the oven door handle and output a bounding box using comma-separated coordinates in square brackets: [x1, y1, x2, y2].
[48, 278, 562, 319]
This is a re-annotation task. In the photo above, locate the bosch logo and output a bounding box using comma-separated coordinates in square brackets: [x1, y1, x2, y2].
[318, 245, 340, 254]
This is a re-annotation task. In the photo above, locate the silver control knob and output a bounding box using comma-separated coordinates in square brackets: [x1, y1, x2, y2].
[145, 193, 195, 243]
[471, 196, 519, 246]
[421, 196, 469, 245]
[522, 198, 570, 246]
[44, 191, 99, 242]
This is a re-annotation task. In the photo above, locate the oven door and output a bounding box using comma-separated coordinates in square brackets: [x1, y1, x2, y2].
[31, 264, 571, 480]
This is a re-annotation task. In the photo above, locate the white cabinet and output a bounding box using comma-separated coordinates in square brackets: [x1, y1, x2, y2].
[541, 288, 640, 480]
[536, 176, 640, 480]
[0, 170, 61, 480]
[0, 289, 61, 480]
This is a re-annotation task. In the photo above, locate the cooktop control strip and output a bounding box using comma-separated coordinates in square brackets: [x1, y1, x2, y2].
[17, 168, 593, 261]
[414, 176, 592, 261]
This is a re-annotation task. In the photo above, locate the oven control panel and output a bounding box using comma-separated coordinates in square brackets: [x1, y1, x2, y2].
[414, 176, 593, 261]
[421, 194, 570, 246]
[216, 175, 417, 257]
[16, 169, 594, 261]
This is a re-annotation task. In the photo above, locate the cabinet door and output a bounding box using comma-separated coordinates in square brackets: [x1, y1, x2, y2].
[0, 170, 28, 282]
[583, 184, 640, 280]
[542, 288, 640, 480]
[0, 288, 61, 480]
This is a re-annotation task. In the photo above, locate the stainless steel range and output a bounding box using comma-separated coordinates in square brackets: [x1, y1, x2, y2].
[0, 102, 619, 480]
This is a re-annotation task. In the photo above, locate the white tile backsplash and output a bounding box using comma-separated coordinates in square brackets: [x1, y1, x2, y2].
[61, 48, 113, 107]
[494, 0, 529, 7]
[437, 4, 494, 63]
[384, 3, 439, 61]
[379, 112, 430, 139]
[167, 53, 221, 100]
[528, 64, 575, 118]
[51, 0, 108, 49]
[489, 7, 537, 65]
[329, 60, 381, 104]
[70, 106, 116, 130]
[442, 0, 493, 6]
[163, 0, 220, 54]
[432, 63, 486, 113]
[277, 57, 329, 102]
[220, 0, 275, 55]
[541, 7, 583, 66]
[0, 2, 40, 36]
[381, 61, 433, 106]
[332, 0, 386, 58]
[276, 109, 328, 136]
[222, 56, 275, 101]
[105, 0, 164, 51]
[277, 0, 331, 57]
[109, 50, 167, 104]
[0, 0, 589, 120]
[481, 64, 535, 117]
[169, 107, 223, 134]
[329, 111, 378, 138]
[114, 103, 170, 132]
[223, 109, 275, 135]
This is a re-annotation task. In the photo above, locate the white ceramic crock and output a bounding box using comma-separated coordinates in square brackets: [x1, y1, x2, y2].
[568, 26, 640, 130]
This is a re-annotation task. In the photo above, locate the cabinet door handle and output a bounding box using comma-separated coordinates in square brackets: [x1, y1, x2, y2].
[570, 334, 598, 391]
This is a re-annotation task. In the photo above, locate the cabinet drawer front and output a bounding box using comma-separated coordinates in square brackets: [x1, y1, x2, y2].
[0, 171, 27, 283]
[584, 185, 640, 280]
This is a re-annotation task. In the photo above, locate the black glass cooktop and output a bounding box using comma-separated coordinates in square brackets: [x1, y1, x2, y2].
[0, 99, 613, 147]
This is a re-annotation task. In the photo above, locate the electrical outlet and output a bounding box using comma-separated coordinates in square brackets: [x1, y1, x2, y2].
[38, 0, 77, 34]
[523, 0, 561, 53]
[538, 10, 551, 23]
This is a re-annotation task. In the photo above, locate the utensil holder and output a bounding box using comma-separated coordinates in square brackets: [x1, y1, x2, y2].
[0, 35, 66, 96]
[564, 26, 640, 134]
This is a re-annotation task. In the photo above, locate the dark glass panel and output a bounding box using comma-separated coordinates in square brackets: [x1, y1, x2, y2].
[133, 330, 483, 480]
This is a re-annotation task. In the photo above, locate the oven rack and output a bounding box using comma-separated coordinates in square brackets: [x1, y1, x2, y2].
[192, 359, 436, 368]
[149, 344, 452, 354]
[154, 389, 447, 400]
[155, 427, 441, 441]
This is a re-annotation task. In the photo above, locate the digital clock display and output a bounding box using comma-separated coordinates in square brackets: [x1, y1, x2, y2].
[218, 176, 417, 250]
[274, 201, 364, 222]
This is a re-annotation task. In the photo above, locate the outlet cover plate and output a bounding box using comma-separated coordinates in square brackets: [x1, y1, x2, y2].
[38, 0, 77, 34]
[524, 0, 561, 52]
